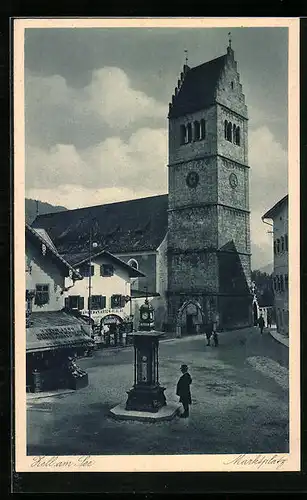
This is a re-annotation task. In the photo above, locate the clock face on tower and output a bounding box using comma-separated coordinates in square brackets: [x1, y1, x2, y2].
[229, 172, 238, 189]
[186, 171, 199, 188]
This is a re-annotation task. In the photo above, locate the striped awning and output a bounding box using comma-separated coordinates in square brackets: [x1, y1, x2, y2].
[27, 324, 94, 353]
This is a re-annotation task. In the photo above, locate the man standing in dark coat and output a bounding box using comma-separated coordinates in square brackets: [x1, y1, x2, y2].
[176, 364, 192, 418]
[258, 314, 265, 335]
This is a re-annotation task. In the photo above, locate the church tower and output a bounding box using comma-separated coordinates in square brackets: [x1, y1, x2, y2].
[167, 42, 252, 335]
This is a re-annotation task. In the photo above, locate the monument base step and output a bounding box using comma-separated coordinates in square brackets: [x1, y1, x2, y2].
[109, 402, 181, 422]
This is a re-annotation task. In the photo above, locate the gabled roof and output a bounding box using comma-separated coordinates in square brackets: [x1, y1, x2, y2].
[168, 55, 227, 119]
[26, 223, 82, 280]
[61, 249, 145, 278]
[33, 227, 57, 251]
[32, 194, 169, 254]
[262, 195, 288, 220]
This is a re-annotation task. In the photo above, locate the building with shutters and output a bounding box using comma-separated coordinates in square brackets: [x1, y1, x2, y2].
[262, 195, 288, 336]
[25, 223, 94, 392]
[62, 248, 145, 344]
[32, 41, 252, 336]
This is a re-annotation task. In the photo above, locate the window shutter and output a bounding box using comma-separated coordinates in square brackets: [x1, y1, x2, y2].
[79, 296, 84, 310]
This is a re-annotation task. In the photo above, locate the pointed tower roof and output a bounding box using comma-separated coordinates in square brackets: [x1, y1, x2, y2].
[168, 53, 228, 119]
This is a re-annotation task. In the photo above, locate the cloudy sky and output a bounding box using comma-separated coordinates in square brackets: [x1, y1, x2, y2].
[24, 26, 288, 270]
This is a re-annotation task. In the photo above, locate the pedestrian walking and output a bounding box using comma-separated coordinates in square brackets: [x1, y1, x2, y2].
[205, 324, 212, 346]
[258, 314, 265, 335]
[176, 364, 192, 418]
[213, 331, 219, 347]
[212, 320, 218, 347]
[267, 314, 272, 328]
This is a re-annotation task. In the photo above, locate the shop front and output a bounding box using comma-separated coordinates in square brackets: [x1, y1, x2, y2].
[99, 314, 133, 347]
[26, 311, 94, 393]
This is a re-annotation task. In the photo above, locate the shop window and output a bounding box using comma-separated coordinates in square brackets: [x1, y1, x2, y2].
[187, 123, 192, 143]
[66, 295, 84, 310]
[180, 124, 187, 145]
[100, 264, 114, 277]
[193, 121, 200, 141]
[79, 263, 94, 277]
[34, 284, 49, 306]
[111, 294, 126, 309]
[200, 119, 206, 140]
[89, 295, 106, 310]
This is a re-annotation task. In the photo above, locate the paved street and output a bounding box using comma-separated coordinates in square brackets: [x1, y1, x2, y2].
[27, 326, 289, 456]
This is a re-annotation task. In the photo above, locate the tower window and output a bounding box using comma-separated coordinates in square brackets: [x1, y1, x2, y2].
[231, 81, 234, 89]
[226, 122, 232, 142]
[274, 241, 277, 255]
[200, 119, 206, 140]
[281, 235, 284, 252]
[276, 238, 280, 253]
[285, 233, 288, 251]
[193, 121, 200, 141]
[224, 120, 228, 139]
[285, 274, 288, 290]
[180, 124, 187, 145]
[233, 123, 236, 139]
[280, 275, 284, 292]
[235, 126, 241, 145]
[187, 123, 192, 143]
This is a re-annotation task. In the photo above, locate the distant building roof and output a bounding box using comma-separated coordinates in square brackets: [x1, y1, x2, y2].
[32, 194, 169, 254]
[262, 195, 288, 220]
[168, 55, 227, 118]
[26, 223, 82, 280]
[61, 249, 145, 278]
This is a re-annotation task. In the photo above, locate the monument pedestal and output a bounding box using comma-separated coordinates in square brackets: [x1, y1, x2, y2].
[126, 384, 166, 412]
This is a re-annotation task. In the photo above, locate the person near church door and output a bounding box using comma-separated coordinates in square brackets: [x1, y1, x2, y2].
[205, 324, 212, 346]
[258, 314, 265, 334]
[176, 364, 192, 418]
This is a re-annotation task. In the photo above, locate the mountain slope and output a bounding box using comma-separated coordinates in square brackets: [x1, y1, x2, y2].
[25, 199, 67, 224]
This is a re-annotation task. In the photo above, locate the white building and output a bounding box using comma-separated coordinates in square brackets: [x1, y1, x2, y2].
[61, 249, 145, 344]
[262, 195, 288, 336]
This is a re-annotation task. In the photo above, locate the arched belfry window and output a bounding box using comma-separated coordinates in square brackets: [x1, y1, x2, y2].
[235, 126, 241, 146]
[226, 122, 232, 142]
[194, 121, 200, 141]
[180, 124, 187, 145]
[200, 119, 206, 140]
[224, 120, 228, 139]
[187, 123, 192, 143]
[233, 123, 237, 139]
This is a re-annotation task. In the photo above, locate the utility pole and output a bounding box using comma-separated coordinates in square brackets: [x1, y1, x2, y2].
[88, 227, 92, 334]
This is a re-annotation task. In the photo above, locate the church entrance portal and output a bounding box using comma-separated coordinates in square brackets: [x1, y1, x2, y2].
[176, 301, 204, 337]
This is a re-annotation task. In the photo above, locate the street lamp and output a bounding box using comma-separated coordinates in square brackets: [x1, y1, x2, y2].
[88, 228, 98, 333]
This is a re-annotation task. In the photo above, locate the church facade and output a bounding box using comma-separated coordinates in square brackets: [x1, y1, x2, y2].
[32, 44, 252, 336]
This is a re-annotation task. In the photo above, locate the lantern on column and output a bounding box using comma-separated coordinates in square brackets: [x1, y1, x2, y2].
[125, 298, 166, 413]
